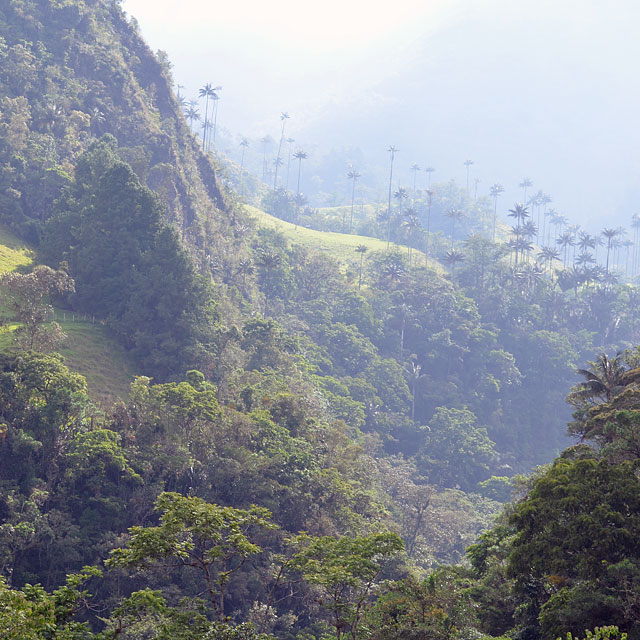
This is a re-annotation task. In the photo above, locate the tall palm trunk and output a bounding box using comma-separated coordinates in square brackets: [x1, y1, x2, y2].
[387, 147, 396, 249]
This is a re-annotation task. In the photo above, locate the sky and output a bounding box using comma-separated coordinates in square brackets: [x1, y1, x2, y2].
[122, 0, 640, 231]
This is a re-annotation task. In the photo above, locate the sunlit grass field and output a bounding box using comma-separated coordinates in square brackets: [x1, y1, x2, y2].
[0, 224, 136, 404]
[245, 204, 443, 272]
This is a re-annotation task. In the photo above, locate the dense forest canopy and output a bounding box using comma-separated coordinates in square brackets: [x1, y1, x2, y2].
[1, 0, 640, 638]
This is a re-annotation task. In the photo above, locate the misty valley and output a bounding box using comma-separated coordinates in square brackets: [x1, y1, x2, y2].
[0, 1, 639, 639]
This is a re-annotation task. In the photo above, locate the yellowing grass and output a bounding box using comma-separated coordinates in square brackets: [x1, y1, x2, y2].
[245, 205, 442, 271]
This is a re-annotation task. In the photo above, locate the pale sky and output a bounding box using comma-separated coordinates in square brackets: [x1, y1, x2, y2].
[122, 0, 640, 229]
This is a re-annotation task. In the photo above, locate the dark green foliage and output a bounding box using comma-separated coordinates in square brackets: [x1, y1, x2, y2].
[41, 137, 218, 379]
[508, 459, 640, 638]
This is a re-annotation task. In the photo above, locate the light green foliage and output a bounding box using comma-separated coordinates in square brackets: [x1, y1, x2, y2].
[367, 569, 477, 640]
[559, 627, 627, 640]
[290, 531, 404, 640]
[0, 566, 101, 639]
[107, 492, 278, 620]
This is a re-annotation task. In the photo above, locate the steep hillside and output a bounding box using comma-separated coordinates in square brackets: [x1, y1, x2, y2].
[0, 0, 228, 250]
[0, 224, 136, 402]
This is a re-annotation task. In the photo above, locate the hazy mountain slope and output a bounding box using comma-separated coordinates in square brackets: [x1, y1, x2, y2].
[0, 0, 227, 248]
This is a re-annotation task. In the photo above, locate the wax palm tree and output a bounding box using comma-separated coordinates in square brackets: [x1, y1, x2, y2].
[473, 177, 481, 200]
[210, 85, 222, 143]
[521, 220, 538, 242]
[519, 177, 533, 202]
[410, 163, 421, 203]
[256, 249, 283, 315]
[382, 259, 406, 284]
[514, 262, 544, 297]
[236, 258, 254, 286]
[355, 244, 368, 289]
[387, 146, 398, 249]
[346, 168, 361, 233]
[575, 251, 595, 268]
[507, 203, 529, 233]
[261, 136, 273, 181]
[199, 83, 216, 151]
[577, 231, 596, 254]
[201, 121, 214, 152]
[515, 237, 534, 264]
[425, 188, 434, 268]
[631, 213, 640, 277]
[273, 112, 290, 190]
[184, 105, 200, 130]
[406, 357, 426, 421]
[446, 208, 464, 247]
[285, 137, 295, 189]
[556, 231, 575, 266]
[489, 183, 504, 242]
[547, 210, 564, 245]
[394, 187, 409, 216]
[272, 157, 283, 188]
[601, 227, 619, 274]
[464, 159, 474, 192]
[442, 248, 465, 276]
[424, 166, 435, 188]
[293, 148, 308, 196]
[567, 224, 581, 264]
[402, 213, 421, 264]
[239, 137, 249, 173]
[539, 192, 553, 243]
[538, 246, 561, 273]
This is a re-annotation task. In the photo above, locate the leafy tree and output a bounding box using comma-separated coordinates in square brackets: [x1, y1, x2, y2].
[419, 407, 497, 489]
[107, 492, 278, 620]
[0, 265, 74, 351]
[290, 532, 404, 640]
[508, 459, 640, 638]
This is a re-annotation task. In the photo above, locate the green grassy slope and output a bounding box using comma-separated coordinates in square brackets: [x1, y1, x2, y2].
[0, 225, 136, 404]
[245, 205, 443, 272]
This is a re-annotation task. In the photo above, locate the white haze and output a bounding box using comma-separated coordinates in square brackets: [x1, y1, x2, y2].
[123, 0, 640, 230]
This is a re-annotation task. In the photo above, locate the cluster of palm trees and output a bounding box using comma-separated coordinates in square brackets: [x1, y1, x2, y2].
[178, 83, 221, 153]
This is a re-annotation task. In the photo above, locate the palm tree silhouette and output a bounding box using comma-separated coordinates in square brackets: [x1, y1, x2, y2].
[355, 244, 368, 289]
[239, 137, 249, 173]
[347, 168, 361, 233]
[273, 112, 290, 190]
[293, 148, 308, 196]
[631, 213, 640, 277]
[410, 163, 421, 203]
[293, 149, 308, 228]
[199, 84, 219, 151]
[387, 146, 398, 249]
[445, 208, 464, 247]
[402, 213, 421, 265]
[489, 183, 504, 242]
[211, 85, 222, 143]
[519, 177, 533, 202]
[601, 228, 619, 274]
[556, 231, 575, 267]
[424, 166, 435, 189]
[443, 248, 465, 276]
[285, 137, 295, 189]
[538, 246, 561, 273]
[425, 188, 434, 268]
[184, 106, 200, 130]
[261, 136, 273, 181]
[464, 159, 474, 192]
[394, 187, 409, 216]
